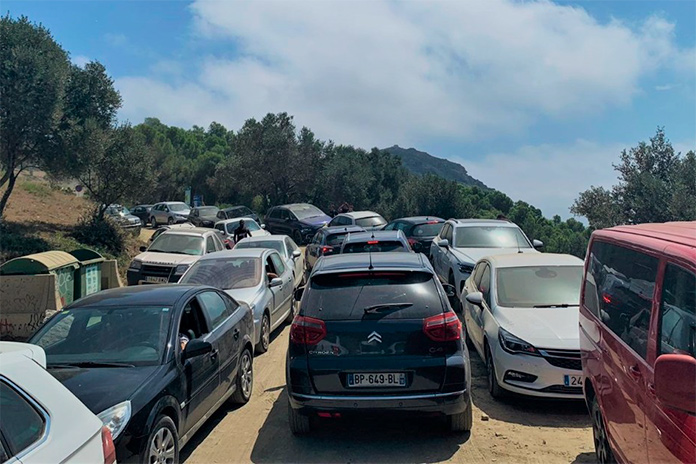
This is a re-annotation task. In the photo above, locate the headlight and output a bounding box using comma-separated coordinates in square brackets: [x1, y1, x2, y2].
[457, 262, 475, 274]
[129, 260, 142, 270]
[498, 328, 540, 356]
[97, 400, 131, 440]
[174, 264, 189, 275]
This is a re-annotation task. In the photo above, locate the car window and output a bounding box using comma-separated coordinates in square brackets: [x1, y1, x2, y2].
[479, 264, 491, 306]
[0, 381, 46, 458]
[271, 253, 286, 274]
[213, 234, 224, 250]
[181, 257, 262, 289]
[279, 209, 290, 220]
[585, 241, 658, 360]
[326, 233, 350, 246]
[149, 234, 204, 255]
[342, 241, 408, 253]
[206, 236, 216, 253]
[356, 216, 386, 228]
[442, 224, 452, 241]
[413, 222, 444, 237]
[198, 291, 232, 330]
[454, 226, 531, 249]
[473, 262, 486, 286]
[267, 208, 279, 219]
[180, 297, 209, 342]
[284, 238, 293, 256]
[215, 223, 224, 233]
[658, 264, 695, 358]
[496, 265, 583, 308]
[0, 438, 9, 462]
[217, 211, 225, 220]
[329, 217, 340, 227]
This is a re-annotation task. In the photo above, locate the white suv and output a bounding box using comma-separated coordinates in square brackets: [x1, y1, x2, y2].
[430, 219, 542, 307]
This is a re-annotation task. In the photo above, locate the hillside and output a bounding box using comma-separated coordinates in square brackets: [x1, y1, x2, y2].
[384, 145, 488, 188]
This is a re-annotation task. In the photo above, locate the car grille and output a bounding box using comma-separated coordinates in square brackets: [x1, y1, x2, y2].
[539, 385, 583, 395]
[141, 264, 174, 279]
[539, 349, 582, 371]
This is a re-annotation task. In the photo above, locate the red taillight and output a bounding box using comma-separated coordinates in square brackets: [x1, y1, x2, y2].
[423, 312, 461, 342]
[101, 426, 116, 464]
[407, 238, 417, 246]
[321, 245, 334, 254]
[367, 240, 379, 245]
[602, 293, 612, 304]
[290, 316, 327, 345]
[427, 221, 439, 224]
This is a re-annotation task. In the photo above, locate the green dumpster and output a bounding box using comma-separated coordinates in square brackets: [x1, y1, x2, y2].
[69, 249, 105, 298]
[0, 251, 79, 307]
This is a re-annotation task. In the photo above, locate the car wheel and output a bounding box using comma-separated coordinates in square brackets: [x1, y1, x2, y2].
[592, 396, 616, 464]
[292, 230, 303, 245]
[141, 415, 178, 464]
[462, 321, 474, 349]
[449, 395, 473, 433]
[286, 298, 297, 323]
[167, 217, 174, 225]
[448, 272, 462, 313]
[231, 348, 253, 404]
[288, 401, 311, 435]
[256, 313, 270, 354]
[151, 217, 157, 228]
[485, 344, 505, 399]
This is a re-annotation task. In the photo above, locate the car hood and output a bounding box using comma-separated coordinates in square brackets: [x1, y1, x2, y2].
[300, 216, 331, 228]
[451, 247, 537, 265]
[198, 214, 218, 222]
[171, 210, 190, 216]
[224, 287, 263, 307]
[48, 365, 160, 414]
[495, 307, 580, 350]
[136, 251, 200, 266]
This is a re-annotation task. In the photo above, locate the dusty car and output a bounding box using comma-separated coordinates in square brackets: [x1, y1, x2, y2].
[104, 204, 142, 234]
[149, 202, 191, 227]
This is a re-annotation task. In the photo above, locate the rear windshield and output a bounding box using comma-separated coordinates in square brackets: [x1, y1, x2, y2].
[326, 233, 349, 246]
[342, 241, 407, 253]
[356, 216, 386, 227]
[235, 240, 284, 254]
[225, 220, 261, 234]
[180, 257, 261, 289]
[496, 266, 583, 307]
[412, 223, 444, 237]
[198, 206, 219, 214]
[168, 203, 189, 212]
[304, 272, 443, 320]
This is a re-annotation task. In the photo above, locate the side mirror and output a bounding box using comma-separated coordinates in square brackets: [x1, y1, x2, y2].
[533, 239, 544, 250]
[294, 286, 305, 301]
[465, 292, 484, 307]
[261, 224, 266, 229]
[437, 239, 449, 248]
[269, 277, 283, 288]
[182, 339, 212, 361]
[292, 249, 301, 259]
[654, 354, 696, 414]
[442, 283, 456, 298]
[139, 246, 147, 252]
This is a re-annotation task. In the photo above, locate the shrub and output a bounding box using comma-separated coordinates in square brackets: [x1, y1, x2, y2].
[72, 214, 126, 255]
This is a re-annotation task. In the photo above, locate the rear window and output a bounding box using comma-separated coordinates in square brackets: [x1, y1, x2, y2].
[412, 222, 444, 237]
[356, 216, 386, 227]
[304, 272, 443, 320]
[342, 241, 407, 253]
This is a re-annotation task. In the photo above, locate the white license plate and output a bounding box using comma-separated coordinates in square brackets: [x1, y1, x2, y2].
[564, 375, 583, 387]
[144, 276, 169, 284]
[347, 372, 406, 388]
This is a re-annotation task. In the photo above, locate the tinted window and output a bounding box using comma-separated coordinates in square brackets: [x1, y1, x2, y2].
[412, 222, 444, 237]
[356, 216, 386, 228]
[271, 253, 286, 274]
[342, 241, 407, 253]
[659, 264, 695, 358]
[180, 257, 262, 289]
[496, 266, 583, 308]
[326, 233, 349, 246]
[442, 224, 453, 241]
[454, 226, 530, 248]
[235, 240, 284, 254]
[267, 208, 280, 219]
[198, 292, 232, 329]
[306, 272, 443, 320]
[586, 241, 658, 359]
[0, 381, 45, 456]
[206, 236, 216, 253]
[279, 209, 291, 220]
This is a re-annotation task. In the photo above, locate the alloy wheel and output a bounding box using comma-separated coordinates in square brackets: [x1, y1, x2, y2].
[148, 427, 175, 464]
[262, 315, 270, 350]
[240, 351, 253, 400]
[593, 400, 612, 464]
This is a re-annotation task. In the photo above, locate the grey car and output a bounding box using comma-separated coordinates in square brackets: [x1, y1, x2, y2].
[104, 204, 142, 234]
[150, 201, 191, 227]
[339, 230, 412, 254]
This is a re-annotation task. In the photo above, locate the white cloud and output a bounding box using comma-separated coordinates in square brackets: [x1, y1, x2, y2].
[71, 55, 91, 68]
[117, 0, 692, 147]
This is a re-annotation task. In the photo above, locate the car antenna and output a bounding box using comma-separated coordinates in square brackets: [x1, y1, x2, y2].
[368, 251, 374, 270]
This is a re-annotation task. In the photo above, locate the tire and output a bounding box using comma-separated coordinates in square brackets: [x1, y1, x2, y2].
[591, 396, 616, 464]
[167, 216, 174, 225]
[231, 348, 253, 404]
[141, 415, 179, 464]
[292, 230, 303, 245]
[448, 272, 462, 313]
[486, 344, 505, 399]
[151, 217, 157, 228]
[286, 298, 297, 323]
[449, 395, 473, 433]
[288, 401, 311, 435]
[255, 313, 270, 354]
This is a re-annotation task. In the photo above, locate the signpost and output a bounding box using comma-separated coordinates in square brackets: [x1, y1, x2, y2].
[185, 187, 192, 206]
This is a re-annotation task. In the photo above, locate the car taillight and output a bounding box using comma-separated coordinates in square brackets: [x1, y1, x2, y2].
[407, 238, 417, 246]
[290, 316, 327, 345]
[321, 245, 334, 254]
[423, 312, 461, 342]
[367, 240, 379, 245]
[101, 426, 116, 464]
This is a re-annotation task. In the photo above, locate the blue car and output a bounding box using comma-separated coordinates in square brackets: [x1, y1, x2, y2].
[264, 203, 331, 245]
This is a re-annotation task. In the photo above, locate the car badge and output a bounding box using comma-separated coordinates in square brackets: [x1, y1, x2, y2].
[367, 331, 382, 343]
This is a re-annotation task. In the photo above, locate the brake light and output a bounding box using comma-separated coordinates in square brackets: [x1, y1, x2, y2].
[290, 316, 327, 345]
[427, 221, 439, 224]
[407, 238, 417, 246]
[101, 426, 116, 464]
[321, 245, 334, 254]
[602, 293, 612, 304]
[423, 312, 461, 342]
[367, 240, 379, 244]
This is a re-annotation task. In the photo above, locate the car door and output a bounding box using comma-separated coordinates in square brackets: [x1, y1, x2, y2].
[468, 263, 490, 353]
[433, 224, 450, 280]
[306, 230, 323, 269]
[285, 237, 303, 284]
[270, 252, 293, 322]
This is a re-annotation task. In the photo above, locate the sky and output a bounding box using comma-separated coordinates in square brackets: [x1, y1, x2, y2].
[5, 0, 695, 220]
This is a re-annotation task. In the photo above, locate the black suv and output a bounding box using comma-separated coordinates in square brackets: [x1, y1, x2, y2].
[217, 206, 262, 225]
[287, 252, 473, 434]
[382, 216, 445, 256]
[265, 203, 331, 245]
[304, 225, 365, 272]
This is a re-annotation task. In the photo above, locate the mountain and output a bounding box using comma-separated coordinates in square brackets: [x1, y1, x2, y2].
[383, 145, 488, 189]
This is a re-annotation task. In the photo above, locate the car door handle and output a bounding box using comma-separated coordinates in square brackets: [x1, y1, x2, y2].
[233, 328, 240, 340]
[647, 382, 656, 398]
[210, 349, 219, 360]
[628, 365, 642, 381]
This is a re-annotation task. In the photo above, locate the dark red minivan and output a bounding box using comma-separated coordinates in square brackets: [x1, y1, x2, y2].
[580, 222, 696, 464]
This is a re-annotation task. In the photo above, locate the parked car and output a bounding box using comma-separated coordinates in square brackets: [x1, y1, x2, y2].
[580, 222, 696, 464]
[287, 252, 472, 434]
[461, 253, 585, 399]
[0, 342, 116, 464]
[149, 222, 197, 243]
[340, 230, 412, 254]
[217, 205, 262, 225]
[327, 211, 387, 231]
[180, 248, 295, 354]
[383, 216, 445, 256]
[214, 217, 269, 248]
[131, 204, 153, 225]
[127, 227, 225, 285]
[233, 235, 305, 289]
[150, 201, 191, 227]
[188, 206, 220, 228]
[305, 225, 365, 272]
[264, 203, 331, 245]
[104, 204, 142, 233]
[28, 285, 255, 464]
[430, 219, 543, 309]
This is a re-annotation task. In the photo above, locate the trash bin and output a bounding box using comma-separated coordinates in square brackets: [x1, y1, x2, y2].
[69, 249, 105, 298]
[0, 251, 79, 307]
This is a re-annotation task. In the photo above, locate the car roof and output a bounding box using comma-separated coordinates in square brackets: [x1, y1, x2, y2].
[338, 211, 382, 219]
[324, 225, 365, 234]
[314, 252, 431, 274]
[216, 217, 258, 225]
[237, 234, 287, 243]
[198, 248, 268, 259]
[68, 285, 209, 308]
[596, 221, 696, 248]
[277, 203, 316, 210]
[343, 230, 404, 242]
[485, 253, 584, 268]
[394, 216, 445, 223]
[160, 227, 216, 237]
[450, 219, 519, 228]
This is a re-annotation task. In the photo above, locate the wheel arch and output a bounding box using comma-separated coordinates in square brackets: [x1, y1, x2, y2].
[145, 395, 182, 434]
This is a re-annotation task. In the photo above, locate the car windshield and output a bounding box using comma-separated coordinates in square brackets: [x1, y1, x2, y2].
[149, 234, 204, 255]
[225, 220, 261, 234]
[413, 222, 444, 237]
[108, 205, 130, 215]
[31, 306, 171, 366]
[455, 226, 531, 249]
[198, 206, 219, 215]
[342, 241, 408, 253]
[235, 240, 284, 255]
[291, 205, 324, 220]
[356, 216, 386, 227]
[180, 257, 262, 289]
[168, 203, 189, 212]
[496, 266, 583, 308]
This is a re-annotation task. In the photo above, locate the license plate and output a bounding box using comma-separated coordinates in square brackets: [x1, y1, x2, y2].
[347, 372, 406, 388]
[564, 375, 583, 387]
[144, 276, 169, 284]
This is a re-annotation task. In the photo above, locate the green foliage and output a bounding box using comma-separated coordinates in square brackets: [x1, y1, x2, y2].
[72, 213, 126, 255]
[0, 222, 51, 261]
[20, 181, 51, 198]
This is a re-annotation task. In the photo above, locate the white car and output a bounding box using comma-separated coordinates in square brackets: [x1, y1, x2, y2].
[0, 342, 116, 463]
[430, 219, 543, 307]
[461, 253, 585, 399]
[233, 234, 305, 289]
[214, 217, 270, 248]
[327, 211, 387, 230]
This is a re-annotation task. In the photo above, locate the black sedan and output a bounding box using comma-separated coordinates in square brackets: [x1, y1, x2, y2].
[188, 206, 220, 228]
[131, 204, 153, 226]
[382, 216, 445, 256]
[29, 285, 255, 463]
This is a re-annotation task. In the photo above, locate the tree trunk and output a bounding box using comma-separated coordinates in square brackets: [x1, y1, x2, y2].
[0, 172, 18, 218]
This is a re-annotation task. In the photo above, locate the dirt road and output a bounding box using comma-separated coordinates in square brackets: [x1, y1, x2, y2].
[181, 322, 595, 464]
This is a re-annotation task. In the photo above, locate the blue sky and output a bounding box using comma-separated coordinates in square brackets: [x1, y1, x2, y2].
[5, 0, 695, 219]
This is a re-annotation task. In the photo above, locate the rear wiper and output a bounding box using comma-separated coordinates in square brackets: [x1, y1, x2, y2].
[49, 361, 135, 368]
[364, 303, 413, 314]
[533, 304, 580, 308]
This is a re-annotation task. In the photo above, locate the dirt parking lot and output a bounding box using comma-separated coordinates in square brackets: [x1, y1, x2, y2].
[181, 320, 595, 464]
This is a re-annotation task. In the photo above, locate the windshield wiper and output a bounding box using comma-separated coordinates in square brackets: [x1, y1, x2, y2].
[49, 361, 135, 368]
[364, 303, 413, 314]
[533, 304, 580, 308]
